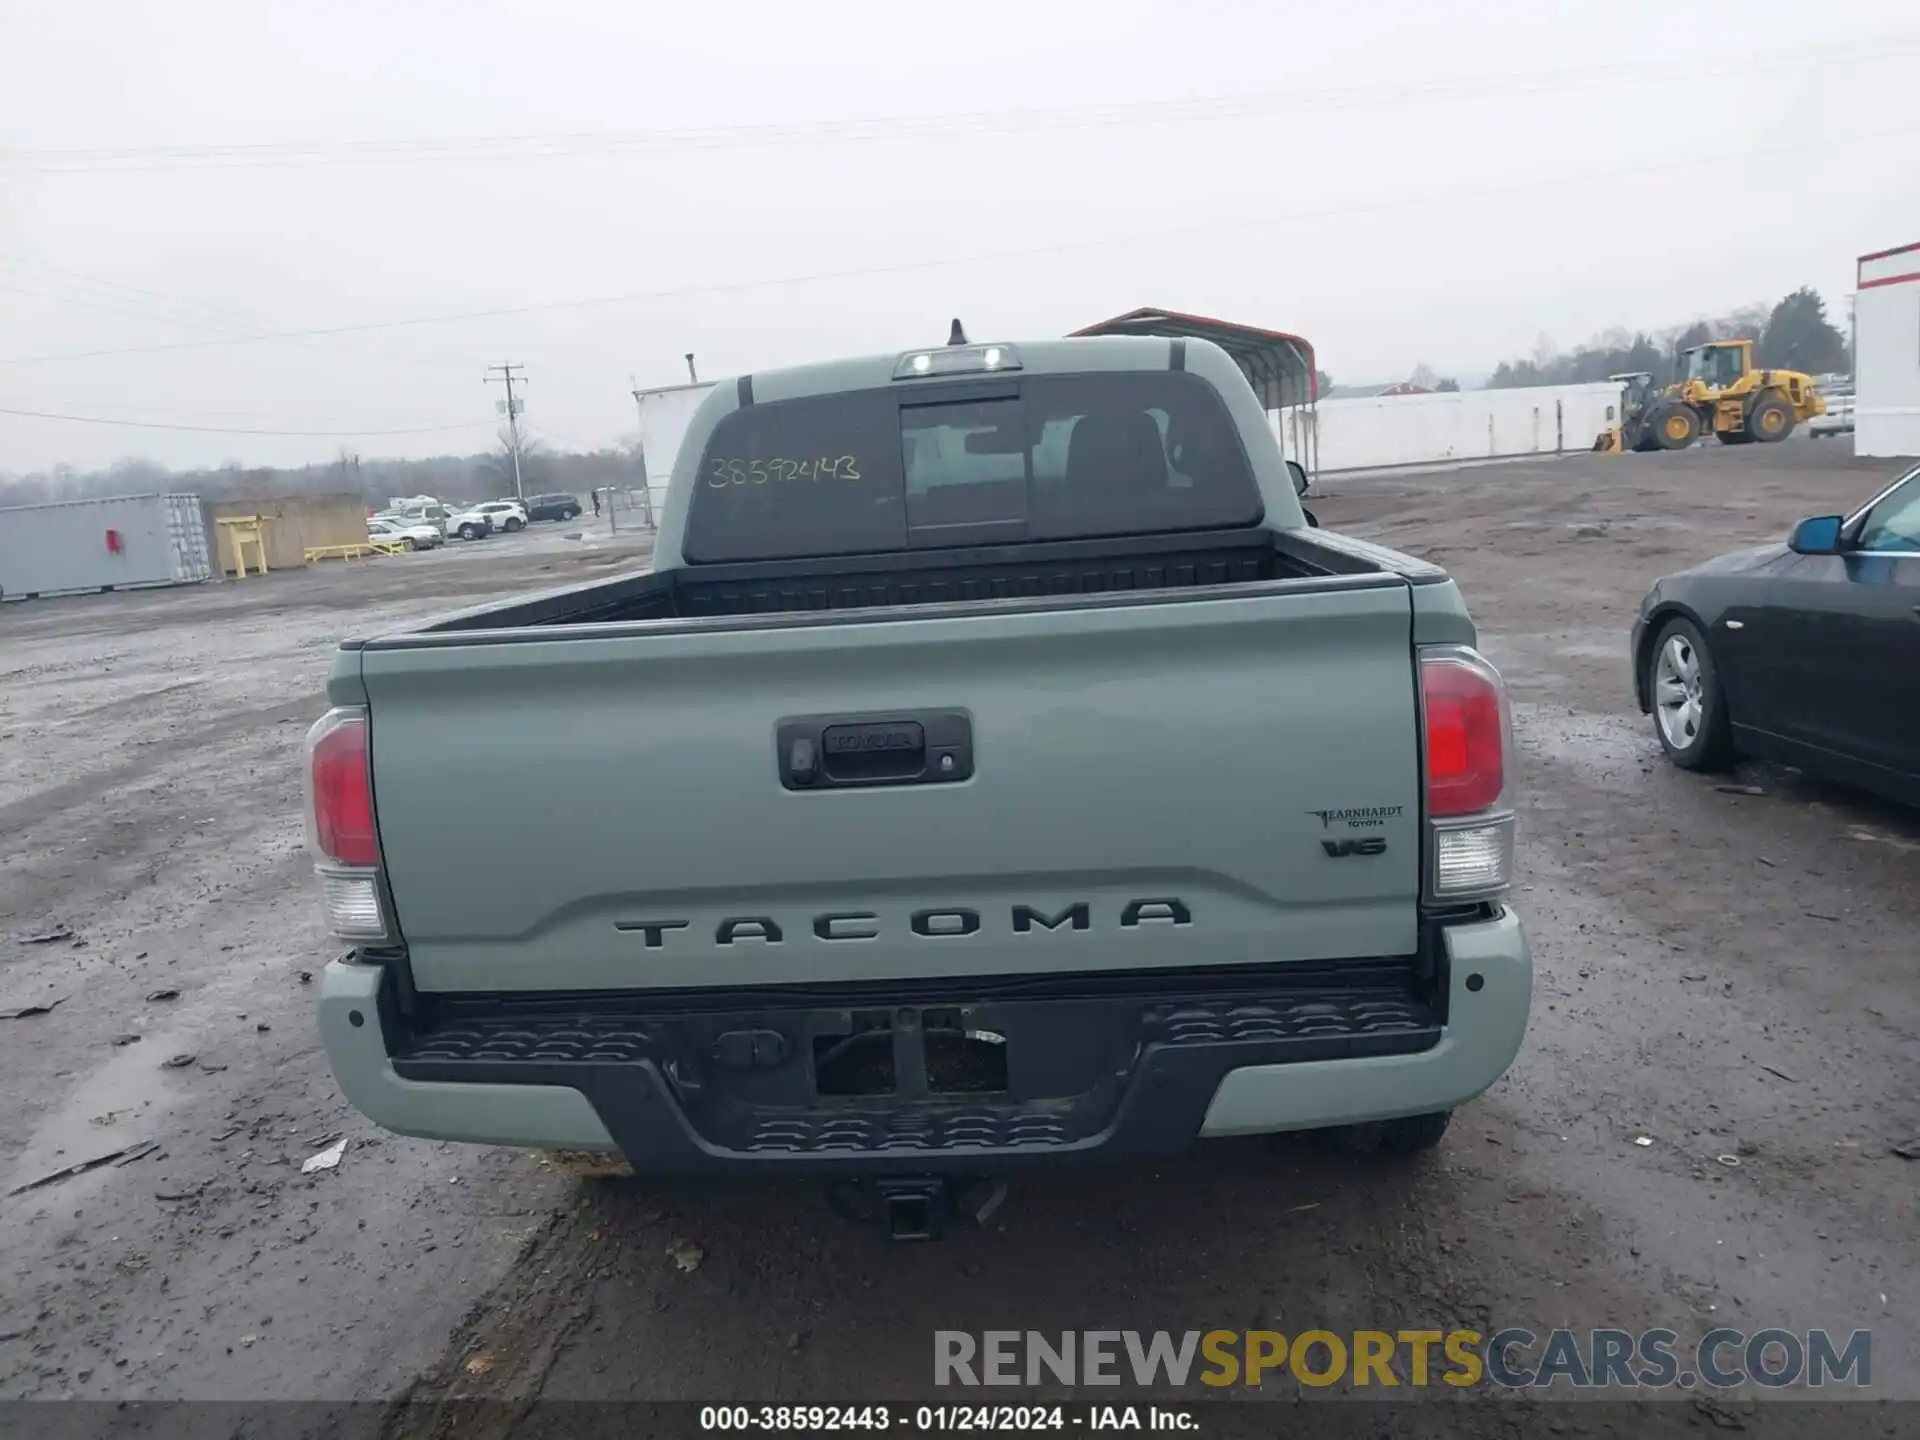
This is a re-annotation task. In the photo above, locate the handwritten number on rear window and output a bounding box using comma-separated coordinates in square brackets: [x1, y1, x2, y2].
[707, 456, 861, 488]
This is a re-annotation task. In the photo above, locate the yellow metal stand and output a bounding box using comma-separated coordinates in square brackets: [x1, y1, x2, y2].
[216, 516, 268, 577]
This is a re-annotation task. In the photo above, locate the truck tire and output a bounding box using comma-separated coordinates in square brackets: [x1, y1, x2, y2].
[1748, 395, 1795, 443]
[1317, 1110, 1453, 1157]
[1647, 615, 1733, 771]
[1650, 405, 1697, 450]
[460, 523, 484, 540]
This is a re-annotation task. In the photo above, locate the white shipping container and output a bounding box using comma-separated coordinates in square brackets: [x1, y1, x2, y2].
[1278, 383, 1625, 475]
[0, 493, 213, 602]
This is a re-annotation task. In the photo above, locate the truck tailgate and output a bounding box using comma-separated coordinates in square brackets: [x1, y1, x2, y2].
[360, 579, 1421, 992]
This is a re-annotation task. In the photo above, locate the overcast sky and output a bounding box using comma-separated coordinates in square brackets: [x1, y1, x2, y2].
[2, 1, 1916, 473]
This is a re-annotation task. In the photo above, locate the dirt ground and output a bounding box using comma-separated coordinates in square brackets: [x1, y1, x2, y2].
[2, 444, 1917, 1433]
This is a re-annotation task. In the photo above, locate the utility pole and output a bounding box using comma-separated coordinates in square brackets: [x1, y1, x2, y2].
[485, 363, 529, 501]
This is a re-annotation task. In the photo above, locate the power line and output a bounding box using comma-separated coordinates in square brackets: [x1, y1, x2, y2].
[0, 252, 491, 377]
[0, 404, 492, 437]
[5, 123, 1912, 372]
[523, 422, 600, 453]
[0, 389, 360, 422]
[4, 39, 1913, 172]
[0, 259, 265, 333]
[0, 278, 190, 324]
[0, 274, 293, 346]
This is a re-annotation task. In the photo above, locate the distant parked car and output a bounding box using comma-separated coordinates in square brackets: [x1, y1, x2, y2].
[473, 501, 530, 533]
[523, 492, 583, 522]
[378, 501, 483, 540]
[366, 517, 443, 551]
[1809, 388, 1854, 439]
[435, 504, 495, 541]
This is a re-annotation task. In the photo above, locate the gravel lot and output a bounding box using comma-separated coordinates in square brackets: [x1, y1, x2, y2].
[2, 446, 1916, 1433]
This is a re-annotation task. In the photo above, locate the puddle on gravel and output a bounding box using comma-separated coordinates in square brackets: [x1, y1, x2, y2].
[3, 1030, 199, 1204]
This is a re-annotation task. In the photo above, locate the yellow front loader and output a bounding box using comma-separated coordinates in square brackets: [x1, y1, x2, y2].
[1633, 340, 1825, 451]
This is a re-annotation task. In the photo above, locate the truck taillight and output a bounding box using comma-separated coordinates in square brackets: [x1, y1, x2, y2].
[1419, 648, 1515, 901]
[1422, 651, 1507, 816]
[307, 710, 376, 864]
[303, 706, 390, 942]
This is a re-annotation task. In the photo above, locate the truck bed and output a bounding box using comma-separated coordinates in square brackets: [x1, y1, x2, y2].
[369, 525, 1445, 643]
[346, 521, 1445, 995]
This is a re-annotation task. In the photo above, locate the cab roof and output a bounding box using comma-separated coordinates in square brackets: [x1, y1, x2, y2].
[744, 334, 1184, 406]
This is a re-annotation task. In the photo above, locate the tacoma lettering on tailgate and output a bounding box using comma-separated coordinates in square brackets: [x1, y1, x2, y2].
[613, 899, 1193, 948]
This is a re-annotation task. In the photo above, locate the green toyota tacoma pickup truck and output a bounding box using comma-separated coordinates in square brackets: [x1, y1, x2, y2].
[305, 333, 1530, 1236]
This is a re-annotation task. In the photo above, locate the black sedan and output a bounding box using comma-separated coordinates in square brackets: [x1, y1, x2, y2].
[1631, 461, 1920, 806]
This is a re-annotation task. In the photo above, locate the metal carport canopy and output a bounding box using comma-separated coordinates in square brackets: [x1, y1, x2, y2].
[1067, 307, 1318, 411]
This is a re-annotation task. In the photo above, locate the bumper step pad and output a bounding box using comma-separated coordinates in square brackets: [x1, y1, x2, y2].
[390, 973, 1440, 1172]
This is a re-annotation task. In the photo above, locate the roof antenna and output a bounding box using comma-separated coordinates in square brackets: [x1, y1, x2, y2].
[947, 318, 969, 346]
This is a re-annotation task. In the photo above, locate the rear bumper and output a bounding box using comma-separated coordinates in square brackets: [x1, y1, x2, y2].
[1198, 906, 1529, 1136]
[316, 908, 1530, 1172]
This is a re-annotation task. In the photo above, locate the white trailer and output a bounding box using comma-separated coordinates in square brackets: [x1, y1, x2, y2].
[1856, 242, 1920, 458]
[631, 380, 716, 520]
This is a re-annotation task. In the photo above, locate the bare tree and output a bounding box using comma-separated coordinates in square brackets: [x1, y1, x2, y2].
[482, 425, 549, 495]
[106, 457, 171, 491]
[332, 447, 367, 500]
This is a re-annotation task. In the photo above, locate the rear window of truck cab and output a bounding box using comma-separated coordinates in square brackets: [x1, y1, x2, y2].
[682, 370, 1263, 563]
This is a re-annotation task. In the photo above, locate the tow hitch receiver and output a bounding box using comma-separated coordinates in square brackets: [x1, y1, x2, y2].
[825, 1175, 1007, 1241]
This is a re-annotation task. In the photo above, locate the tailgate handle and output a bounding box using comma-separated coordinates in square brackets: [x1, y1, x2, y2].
[778, 711, 973, 790]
